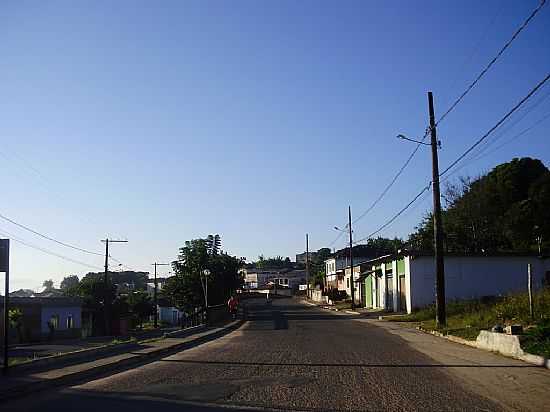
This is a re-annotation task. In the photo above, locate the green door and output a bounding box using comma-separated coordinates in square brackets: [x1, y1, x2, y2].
[364, 276, 373, 308]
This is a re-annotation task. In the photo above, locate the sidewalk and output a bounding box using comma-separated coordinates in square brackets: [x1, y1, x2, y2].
[0, 320, 243, 403]
[355, 318, 550, 411]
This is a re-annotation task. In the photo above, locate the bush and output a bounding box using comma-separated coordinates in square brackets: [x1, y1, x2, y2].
[326, 289, 348, 302]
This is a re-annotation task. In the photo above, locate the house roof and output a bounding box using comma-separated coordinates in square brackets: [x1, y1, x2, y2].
[360, 250, 549, 266]
[0, 296, 82, 307]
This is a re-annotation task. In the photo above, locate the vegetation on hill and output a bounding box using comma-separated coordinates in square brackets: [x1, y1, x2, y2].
[409, 157, 550, 254]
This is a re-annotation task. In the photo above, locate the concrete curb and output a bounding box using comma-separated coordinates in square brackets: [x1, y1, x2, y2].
[0, 320, 244, 403]
[416, 326, 550, 370]
[8, 325, 207, 375]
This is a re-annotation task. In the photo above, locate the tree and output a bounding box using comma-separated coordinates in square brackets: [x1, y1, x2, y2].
[81, 271, 150, 291]
[409, 157, 550, 254]
[9, 308, 23, 343]
[60, 275, 80, 296]
[127, 291, 153, 329]
[42, 279, 55, 291]
[163, 235, 244, 310]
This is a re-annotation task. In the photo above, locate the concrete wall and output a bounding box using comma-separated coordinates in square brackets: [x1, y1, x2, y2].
[409, 256, 548, 309]
[344, 266, 361, 301]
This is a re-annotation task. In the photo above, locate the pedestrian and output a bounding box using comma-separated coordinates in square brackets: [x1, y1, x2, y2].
[227, 295, 239, 320]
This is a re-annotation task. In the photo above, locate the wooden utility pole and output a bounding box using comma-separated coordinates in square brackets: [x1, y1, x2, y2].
[152, 263, 170, 328]
[1, 239, 9, 373]
[305, 234, 310, 299]
[101, 239, 128, 336]
[348, 206, 355, 310]
[428, 92, 446, 328]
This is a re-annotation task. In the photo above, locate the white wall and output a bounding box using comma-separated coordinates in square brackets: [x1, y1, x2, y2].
[344, 267, 361, 301]
[409, 256, 548, 309]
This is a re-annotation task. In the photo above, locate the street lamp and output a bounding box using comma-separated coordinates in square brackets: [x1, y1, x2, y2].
[201, 269, 211, 309]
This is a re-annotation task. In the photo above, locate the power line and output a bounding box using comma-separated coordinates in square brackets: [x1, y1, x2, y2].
[0, 212, 104, 256]
[352, 73, 550, 247]
[440, 72, 550, 177]
[0, 228, 103, 270]
[351, 0, 546, 226]
[353, 183, 432, 245]
[437, 0, 547, 125]
[440, 109, 550, 184]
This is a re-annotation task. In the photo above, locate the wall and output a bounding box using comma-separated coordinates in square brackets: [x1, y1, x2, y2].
[159, 306, 183, 325]
[409, 256, 549, 309]
[344, 266, 361, 300]
[41, 305, 82, 338]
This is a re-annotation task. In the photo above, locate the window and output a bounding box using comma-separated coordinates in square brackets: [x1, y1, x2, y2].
[67, 314, 74, 329]
[347, 278, 350, 288]
[49, 314, 59, 329]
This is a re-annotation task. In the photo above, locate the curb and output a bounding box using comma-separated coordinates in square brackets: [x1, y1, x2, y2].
[0, 319, 244, 403]
[415, 326, 550, 370]
[8, 324, 208, 375]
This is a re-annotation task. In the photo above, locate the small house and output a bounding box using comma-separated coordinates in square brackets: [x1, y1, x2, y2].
[355, 252, 550, 314]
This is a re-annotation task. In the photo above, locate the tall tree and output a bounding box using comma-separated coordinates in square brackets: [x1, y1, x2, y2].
[60, 275, 80, 296]
[163, 235, 244, 310]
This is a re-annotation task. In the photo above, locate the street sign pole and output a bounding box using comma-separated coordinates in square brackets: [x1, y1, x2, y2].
[1, 239, 10, 373]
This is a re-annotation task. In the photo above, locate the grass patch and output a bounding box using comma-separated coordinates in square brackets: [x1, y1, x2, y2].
[389, 289, 550, 349]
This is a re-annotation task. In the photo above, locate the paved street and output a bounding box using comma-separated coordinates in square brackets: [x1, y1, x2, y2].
[3, 297, 550, 411]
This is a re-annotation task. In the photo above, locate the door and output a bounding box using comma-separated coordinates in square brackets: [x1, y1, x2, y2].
[385, 277, 394, 311]
[374, 276, 379, 308]
[364, 276, 373, 308]
[399, 276, 407, 312]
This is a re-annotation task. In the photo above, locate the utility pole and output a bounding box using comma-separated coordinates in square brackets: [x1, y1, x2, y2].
[428, 91, 446, 328]
[1, 239, 9, 373]
[348, 206, 355, 310]
[101, 239, 128, 336]
[152, 263, 170, 328]
[305, 233, 310, 299]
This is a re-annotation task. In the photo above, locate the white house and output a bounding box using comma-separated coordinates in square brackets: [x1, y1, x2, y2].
[357, 252, 550, 314]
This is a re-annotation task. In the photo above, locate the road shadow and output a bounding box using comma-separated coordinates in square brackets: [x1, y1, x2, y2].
[2, 388, 256, 412]
[157, 358, 539, 368]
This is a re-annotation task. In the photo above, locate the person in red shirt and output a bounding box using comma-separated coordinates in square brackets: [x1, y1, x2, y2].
[227, 295, 239, 319]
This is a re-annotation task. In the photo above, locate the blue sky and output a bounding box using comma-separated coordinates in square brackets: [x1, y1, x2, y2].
[1, 0, 549, 291]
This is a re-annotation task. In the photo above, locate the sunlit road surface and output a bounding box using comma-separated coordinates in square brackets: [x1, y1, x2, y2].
[4, 297, 550, 411]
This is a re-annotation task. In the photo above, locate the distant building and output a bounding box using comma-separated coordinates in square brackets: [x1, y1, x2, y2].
[243, 269, 285, 289]
[272, 270, 307, 290]
[296, 252, 318, 265]
[0, 296, 82, 343]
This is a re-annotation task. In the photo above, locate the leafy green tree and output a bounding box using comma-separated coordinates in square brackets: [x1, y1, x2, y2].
[163, 235, 244, 310]
[127, 291, 153, 329]
[409, 157, 550, 254]
[60, 275, 80, 296]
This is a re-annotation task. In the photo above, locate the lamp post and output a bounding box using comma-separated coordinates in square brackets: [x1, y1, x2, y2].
[201, 269, 211, 309]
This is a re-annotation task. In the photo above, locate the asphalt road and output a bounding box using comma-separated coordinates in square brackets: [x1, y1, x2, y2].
[2, 298, 535, 411]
